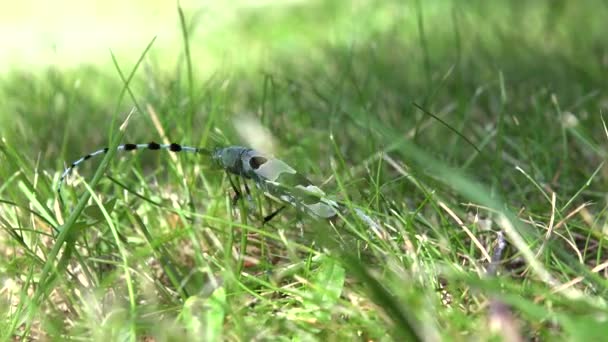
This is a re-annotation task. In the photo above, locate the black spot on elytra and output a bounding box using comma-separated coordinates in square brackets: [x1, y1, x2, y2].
[103, 147, 109, 153]
[148, 142, 160, 150]
[169, 143, 182, 152]
[249, 156, 268, 170]
[124, 144, 137, 151]
[84, 155, 92, 160]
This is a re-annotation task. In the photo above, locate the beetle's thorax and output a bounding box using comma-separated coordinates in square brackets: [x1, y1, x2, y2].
[212, 146, 249, 177]
[212, 146, 298, 183]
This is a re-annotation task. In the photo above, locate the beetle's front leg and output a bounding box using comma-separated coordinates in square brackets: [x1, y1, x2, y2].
[243, 180, 254, 203]
[263, 205, 286, 225]
[227, 174, 242, 206]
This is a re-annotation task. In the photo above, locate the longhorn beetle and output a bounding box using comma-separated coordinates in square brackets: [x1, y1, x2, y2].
[57, 142, 382, 234]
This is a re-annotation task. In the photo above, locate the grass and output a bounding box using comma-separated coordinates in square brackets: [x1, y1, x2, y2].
[2, 0, 608, 340]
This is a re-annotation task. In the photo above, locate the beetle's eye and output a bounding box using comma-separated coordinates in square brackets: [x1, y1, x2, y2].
[249, 156, 268, 169]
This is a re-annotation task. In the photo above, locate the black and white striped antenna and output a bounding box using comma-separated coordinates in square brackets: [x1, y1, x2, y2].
[57, 142, 211, 199]
[57, 141, 384, 236]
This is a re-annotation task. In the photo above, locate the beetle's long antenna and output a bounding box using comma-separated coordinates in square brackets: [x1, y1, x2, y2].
[57, 142, 212, 199]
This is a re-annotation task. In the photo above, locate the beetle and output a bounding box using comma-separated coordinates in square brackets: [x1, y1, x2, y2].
[58, 142, 381, 234]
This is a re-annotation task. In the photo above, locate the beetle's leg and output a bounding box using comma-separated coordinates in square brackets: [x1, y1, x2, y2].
[263, 205, 286, 225]
[243, 180, 254, 203]
[227, 174, 242, 206]
[240, 180, 258, 212]
[243, 180, 251, 196]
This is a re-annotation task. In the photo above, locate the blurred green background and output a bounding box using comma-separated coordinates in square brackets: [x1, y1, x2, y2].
[3, 0, 606, 158]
